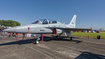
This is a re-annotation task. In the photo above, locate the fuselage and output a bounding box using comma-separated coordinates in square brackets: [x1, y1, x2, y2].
[3, 23, 74, 34]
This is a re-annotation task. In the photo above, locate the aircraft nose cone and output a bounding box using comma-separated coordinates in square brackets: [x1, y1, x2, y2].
[3, 27, 16, 32]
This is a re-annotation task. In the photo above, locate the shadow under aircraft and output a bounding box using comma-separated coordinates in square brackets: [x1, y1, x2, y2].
[0, 36, 82, 46]
[75, 51, 105, 59]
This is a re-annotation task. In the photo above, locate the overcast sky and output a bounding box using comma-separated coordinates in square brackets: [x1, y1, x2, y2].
[0, 0, 105, 29]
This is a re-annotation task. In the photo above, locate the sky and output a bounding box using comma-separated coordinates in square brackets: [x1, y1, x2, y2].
[0, 0, 105, 29]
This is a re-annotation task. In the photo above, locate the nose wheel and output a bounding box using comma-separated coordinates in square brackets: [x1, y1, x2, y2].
[35, 40, 39, 44]
[34, 37, 40, 44]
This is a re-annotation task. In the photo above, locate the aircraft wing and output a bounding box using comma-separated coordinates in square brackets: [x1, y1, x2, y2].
[59, 28, 91, 32]
[47, 27, 91, 32]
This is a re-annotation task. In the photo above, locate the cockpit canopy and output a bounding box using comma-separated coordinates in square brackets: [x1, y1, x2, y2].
[32, 19, 58, 24]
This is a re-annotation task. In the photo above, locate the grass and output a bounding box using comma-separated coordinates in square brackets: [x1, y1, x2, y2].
[71, 32, 105, 39]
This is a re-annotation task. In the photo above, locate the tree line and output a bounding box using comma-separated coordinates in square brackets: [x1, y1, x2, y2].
[0, 20, 21, 27]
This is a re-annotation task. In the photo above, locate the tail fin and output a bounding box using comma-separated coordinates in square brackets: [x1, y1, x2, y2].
[69, 15, 77, 27]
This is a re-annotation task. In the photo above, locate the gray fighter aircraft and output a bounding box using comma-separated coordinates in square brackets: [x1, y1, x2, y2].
[3, 15, 91, 44]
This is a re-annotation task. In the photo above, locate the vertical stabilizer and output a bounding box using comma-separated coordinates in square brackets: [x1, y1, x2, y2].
[69, 15, 77, 27]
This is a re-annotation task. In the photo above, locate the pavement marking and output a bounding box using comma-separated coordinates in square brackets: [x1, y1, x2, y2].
[56, 51, 79, 59]
[43, 40, 105, 54]
[82, 40, 105, 45]
[73, 38, 105, 45]
[24, 45, 61, 59]
[24, 45, 52, 59]
[0, 54, 17, 59]
[36, 44, 50, 49]
[44, 35, 105, 45]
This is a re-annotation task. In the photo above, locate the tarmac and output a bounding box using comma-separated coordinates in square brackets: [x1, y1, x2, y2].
[0, 35, 105, 59]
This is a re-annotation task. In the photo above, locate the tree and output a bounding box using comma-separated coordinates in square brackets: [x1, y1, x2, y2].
[0, 20, 21, 27]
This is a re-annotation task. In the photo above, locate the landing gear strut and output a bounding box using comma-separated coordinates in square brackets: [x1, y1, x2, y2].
[55, 35, 58, 39]
[70, 37, 73, 41]
[54, 34, 62, 39]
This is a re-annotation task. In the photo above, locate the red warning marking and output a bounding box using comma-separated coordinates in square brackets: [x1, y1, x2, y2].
[35, 21, 38, 23]
[28, 27, 30, 29]
[41, 34, 43, 42]
[28, 27, 30, 37]
[73, 19, 75, 21]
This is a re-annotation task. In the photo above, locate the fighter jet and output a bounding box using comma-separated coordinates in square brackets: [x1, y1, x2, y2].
[3, 15, 91, 44]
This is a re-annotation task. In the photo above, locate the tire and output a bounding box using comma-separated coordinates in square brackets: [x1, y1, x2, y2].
[55, 35, 59, 39]
[70, 37, 73, 41]
[36, 40, 39, 44]
[55, 36, 57, 39]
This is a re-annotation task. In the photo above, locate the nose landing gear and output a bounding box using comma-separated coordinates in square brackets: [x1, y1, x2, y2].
[55, 35, 59, 39]
[34, 37, 40, 44]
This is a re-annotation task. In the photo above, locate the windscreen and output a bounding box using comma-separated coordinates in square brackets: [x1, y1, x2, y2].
[32, 19, 58, 24]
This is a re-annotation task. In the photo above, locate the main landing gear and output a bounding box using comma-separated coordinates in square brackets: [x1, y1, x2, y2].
[70, 36, 73, 41]
[55, 35, 59, 39]
[54, 34, 62, 39]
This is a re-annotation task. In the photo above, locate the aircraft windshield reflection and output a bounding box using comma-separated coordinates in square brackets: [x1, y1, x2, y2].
[32, 19, 57, 24]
